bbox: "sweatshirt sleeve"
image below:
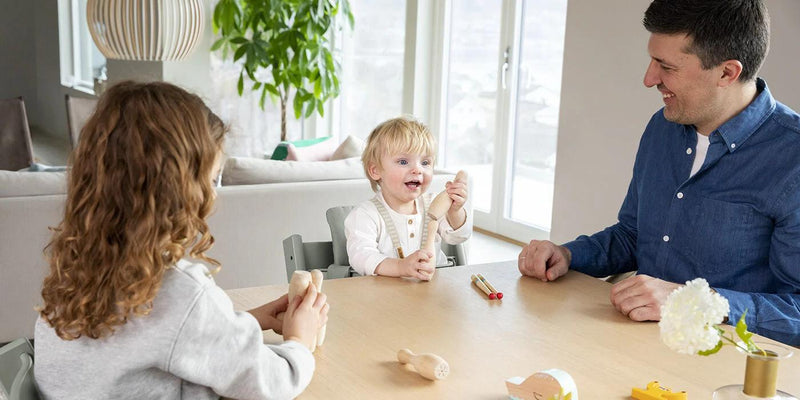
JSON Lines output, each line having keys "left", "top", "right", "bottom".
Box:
{"left": 167, "top": 284, "right": 315, "bottom": 399}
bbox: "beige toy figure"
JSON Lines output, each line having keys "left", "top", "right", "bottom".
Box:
{"left": 420, "top": 170, "right": 468, "bottom": 278}
{"left": 397, "top": 349, "right": 450, "bottom": 381}
{"left": 310, "top": 269, "right": 327, "bottom": 348}
{"left": 506, "top": 369, "right": 578, "bottom": 400}
{"left": 279, "top": 270, "right": 326, "bottom": 352}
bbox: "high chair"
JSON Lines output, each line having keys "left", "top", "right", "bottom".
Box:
{"left": 0, "top": 338, "right": 40, "bottom": 400}
{"left": 282, "top": 206, "right": 468, "bottom": 282}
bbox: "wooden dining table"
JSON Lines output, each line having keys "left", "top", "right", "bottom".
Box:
{"left": 226, "top": 261, "right": 800, "bottom": 399}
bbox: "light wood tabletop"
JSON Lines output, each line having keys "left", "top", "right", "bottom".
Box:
{"left": 226, "top": 261, "right": 800, "bottom": 399}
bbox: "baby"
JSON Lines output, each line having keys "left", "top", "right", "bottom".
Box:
{"left": 344, "top": 116, "right": 472, "bottom": 280}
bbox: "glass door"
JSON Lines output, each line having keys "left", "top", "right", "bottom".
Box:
{"left": 439, "top": 0, "right": 568, "bottom": 243}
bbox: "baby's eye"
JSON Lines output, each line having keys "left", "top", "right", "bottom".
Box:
{"left": 398, "top": 159, "right": 408, "bottom": 165}
{"left": 421, "top": 160, "right": 431, "bottom": 167}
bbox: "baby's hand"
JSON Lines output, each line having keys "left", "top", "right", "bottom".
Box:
{"left": 446, "top": 178, "right": 468, "bottom": 213}
{"left": 400, "top": 249, "right": 435, "bottom": 281}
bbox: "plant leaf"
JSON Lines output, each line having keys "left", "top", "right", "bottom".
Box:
{"left": 735, "top": 311, "right": 760, "bottom": 353}
{"left": 237, "top": 72, "right": 244, "bottom": 96}
{"left": 698, "top": 340, "right": 724, "bottom": 356}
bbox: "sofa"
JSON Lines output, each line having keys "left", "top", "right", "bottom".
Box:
{"left": 0, "top": 157, "right": 461, "bottom": 342}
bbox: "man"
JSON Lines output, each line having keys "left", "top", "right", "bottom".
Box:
{"left": 518, "top": 0, "right": 800, "bottom": 345}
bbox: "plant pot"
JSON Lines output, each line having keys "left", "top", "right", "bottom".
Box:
{"left": 712, "top": 342, "right": 797, "bottom": 399}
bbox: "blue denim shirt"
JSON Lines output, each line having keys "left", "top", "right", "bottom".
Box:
{"left": 564, "top": 79, "right": 800, "bottom": 345}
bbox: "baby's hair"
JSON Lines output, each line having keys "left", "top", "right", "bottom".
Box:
{"left": 39, "top": 81, "right": 227, "bottom": 340}
{"left": 361, "top": 116, "right": 436, "bottom": 192}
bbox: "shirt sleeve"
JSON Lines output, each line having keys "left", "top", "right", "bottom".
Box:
{"left": 167, "top": 285, "right": 315, "bottom": 399}
{"left": 344, "top": 204, "right": 387, "bottom": 276}
{"left": 438, "top": 206, "right": 472, "bottom": 245}
{"left": 563, "top": 175, "right": 640, "bottom": 278}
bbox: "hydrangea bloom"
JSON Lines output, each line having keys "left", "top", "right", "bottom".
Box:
{"left": 659, "top": 278, "right": 730, "bottom": 355}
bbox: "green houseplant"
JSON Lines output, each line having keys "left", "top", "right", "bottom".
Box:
{"left": 212, "top": 0, "right": 353, "bottom": 141}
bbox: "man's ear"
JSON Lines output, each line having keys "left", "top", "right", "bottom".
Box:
{"left": 718, "top": 59, "right": 744, "bottom": 87}
{"left": 367, "top": 162, "right": 382, "bottom": 181}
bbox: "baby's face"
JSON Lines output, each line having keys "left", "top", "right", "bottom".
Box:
{"left": 371, "top": 152, "right": 434, "bottom": 207}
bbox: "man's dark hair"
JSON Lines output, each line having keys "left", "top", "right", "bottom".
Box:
{"left": 643, "top": 0, "right": 769, "bottom": 82}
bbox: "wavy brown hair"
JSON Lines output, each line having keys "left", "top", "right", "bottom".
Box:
{"left": 39, "top": 81, "right": 226, "bottom": 340}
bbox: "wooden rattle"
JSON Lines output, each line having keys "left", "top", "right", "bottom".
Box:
{"left": 278, "top": 270, "right": 325, "bottom": 352}
{"left": 310, "top": 269, "right": 326, "bottom": 348}
{"left": 506, "top": 369, "right": 578, "bottom": 400}
{"left": 421, "top": 218, "right": 439, "bottom": 279}
{"left": 397, "top": 349, "right": 450, "bottom": 381}
{"left": 427, "top": 170, "right": 468, "bottom": 221}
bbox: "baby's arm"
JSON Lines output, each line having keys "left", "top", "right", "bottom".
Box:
{"left": 345, "top": 206, "right": 391, "bottom": 276}
{"left": 445, "top": 176, "right": 469, "bottom": 229}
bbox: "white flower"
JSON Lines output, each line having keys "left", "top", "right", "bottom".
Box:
{"left": 659, "top": 278, "right": 730, "bottom": 355}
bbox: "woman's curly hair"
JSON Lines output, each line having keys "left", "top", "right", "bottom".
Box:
{"left": 39, "top": 81, "right": 226, "bottom": 340}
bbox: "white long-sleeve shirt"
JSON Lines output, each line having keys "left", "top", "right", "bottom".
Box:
{"left": 344, "top": 191, "right": 472, "bottom": 276}
{"left": 34, "top": 260, "right": 315, "bottom": 400}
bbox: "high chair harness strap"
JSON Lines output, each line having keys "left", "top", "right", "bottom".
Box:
{"left": 370, "top": 196, "right": 432, "bottom": 259}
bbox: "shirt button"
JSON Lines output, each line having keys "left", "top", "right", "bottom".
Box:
{"left": 731, "top": 143, "right": 736, "bottom": 149}
{"left": 408, "top": 219, "right": 413, "bottom": 225}
{"left": 677, "top": 192, "right": 684, "bottom": 199}
{"left": 410, "top": 232, "right": 415, "bottom": 238}
{"left": 686, "top": 148, "right": 692, "bottom": 155}
{"left": 663, "top": 235, "right": 670, "bottom": 242}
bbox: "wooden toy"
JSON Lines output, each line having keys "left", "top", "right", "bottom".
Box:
{"left": 426, "top": 170, "right": 468, "bottom": 221}
{"left": 278, "top": 270, "right": 324, "bottom": 352}
{"left": 421, "top": 219, "right": 439, "bottom": 279}
{"left": 471, "top": 274, "right": 496, "bottom": 299}
{"left": 631, "top": 381, "right": 687, "bottom": 400}
{"left": 478, "top": 273, "right": 503, "bottom": 299}
{"left": 397, "top": 349, "right": 450, "bottom": 380}
{"left": 310, "top": 269, "right": 326, "bottom": 347}
{"left": 506, "top": 369, "right": 578, "bottom": 400}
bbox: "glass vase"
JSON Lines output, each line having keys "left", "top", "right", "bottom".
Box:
{"left": 713, "top": 342, "right": 797, "bottom": 399}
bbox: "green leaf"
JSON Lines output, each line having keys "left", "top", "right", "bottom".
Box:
{"left": 252, "top": 82, "right": 262, "bottom": 91}
{"left": 293, "top": 92, "right": 303, "bottom": 119}
{"left": 313, "top": 79, "right": 321, "bottom": 98}
{"left": 735, "top": 311, "right": 761, "bottom": 353}
{"left": 305, "top": 98, "right": 316, "bottom": 118}
{"left": 265, "top": 83, "right": 280, "bottom": 96}
{"left": 259, "top": 85, "right": 268, "bottom": 110}
{"left": 698, "top": 340, "right": 724, "bottom": 356}
{"left": 230, "top": 36, "right": 249, "bottom": 45}
{"left": 233, "top": 45, "right": 248, "bottom": 62}
{"left": 237, "top": 72, "right": 244, "bottom": 96}
{"left": 316, "top": 98, "right": 324, "bottom": 116}
{"left": 210, "top": 38, "right": 226, "bottom": 52}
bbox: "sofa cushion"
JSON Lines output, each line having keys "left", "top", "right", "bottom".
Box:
{"left": 222, "top": 156, "right": 365, "bottom": 186}
{"left": 0, "top": 171, "right": 67, "bottom": 198}
{"left": 330, "top": 135, "right": 366, "bottom": 160}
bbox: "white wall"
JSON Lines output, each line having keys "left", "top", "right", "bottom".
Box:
{"left": 550, "top": 0, "right": 800, "bottom": 244}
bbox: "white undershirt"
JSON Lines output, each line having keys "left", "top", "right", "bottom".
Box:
{"left": 690, "top": 131, "right": 710, "bottom": 177}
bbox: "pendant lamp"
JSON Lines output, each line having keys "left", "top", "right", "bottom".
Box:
{"left": 86, "top": 0, "right": 204, "bottom": 61}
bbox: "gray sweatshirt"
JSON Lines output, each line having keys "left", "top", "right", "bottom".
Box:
{"left": 34, "top": 260, "right": 315, "bottom": 399}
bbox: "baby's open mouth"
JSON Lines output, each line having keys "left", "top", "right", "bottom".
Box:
{"left": 405, "top": 180, "right": 421, "bottom": 189}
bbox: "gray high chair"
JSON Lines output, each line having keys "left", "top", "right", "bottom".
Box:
{"left": 0, "top": 338, "right": 40, "bottom": 400}
{"left": 282, "top": 205, "right": 468, "bottom": 282}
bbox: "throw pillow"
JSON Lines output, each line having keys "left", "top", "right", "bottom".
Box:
{"left": 269, "top": 137, "right": 336, "bottom": 161}
{"left": 330, "top": 135, "right": 366, "bottom": 160}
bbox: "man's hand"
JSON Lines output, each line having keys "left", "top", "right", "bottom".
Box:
{"left": 517, "top": 240, "right": 571, "bottom": 282}
{"left": 610, "top": 274, "right": 681, "bottom": 321}
{"left": 247, "top": 294, "right": 289, "bottom": 333}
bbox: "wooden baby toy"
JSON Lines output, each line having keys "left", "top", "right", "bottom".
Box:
{"left": 310, "top": 269, "right": 326, "bottom": 348}
{"left": 397, "top": 349, "right": 450, "bottom": 381}
{"left": 426, "top": 170, "right": 468, "bottom": 221}
{"left": 420, "top": 170, "right": 467, "bottom": 278}
{"left": 506, "top": 369, "right": 578, "bottom": 400}
{"left": 278, "top": 270, "right": 326, "bottom": 352}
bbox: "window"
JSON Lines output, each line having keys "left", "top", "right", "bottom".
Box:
{"left": 58, "top": 0, "right": 106, "bottom": 94}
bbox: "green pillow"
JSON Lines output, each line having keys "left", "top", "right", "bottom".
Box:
{"left": 270, "top": 137, "right": 333, "bottom": 160}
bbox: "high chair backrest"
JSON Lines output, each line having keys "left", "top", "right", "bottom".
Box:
{"left": 0, "top": 338, "right": 40, "bottom": 400}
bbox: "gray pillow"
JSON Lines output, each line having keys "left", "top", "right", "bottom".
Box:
{"left": 221, "top": 156, "right": 364, "bottom": 186}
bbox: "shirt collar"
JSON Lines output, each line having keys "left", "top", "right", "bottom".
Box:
{"left": 715, "top": 78, "right": 776, "bottom": 152}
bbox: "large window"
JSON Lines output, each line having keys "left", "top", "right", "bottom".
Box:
{"left": 58, "top": 0, "right": 106, "bottom": 94}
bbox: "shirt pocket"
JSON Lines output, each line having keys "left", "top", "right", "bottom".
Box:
{"left": 677, "top": 196, "right": 767, "bottom": 273}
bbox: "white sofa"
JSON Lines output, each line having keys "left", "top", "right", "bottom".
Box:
{"left": 0, "top": 159, "right": 459, "bottom": 342}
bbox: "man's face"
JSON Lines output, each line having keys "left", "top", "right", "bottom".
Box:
{"left": 643, "top": 33, "right": 723, "bottom": 134}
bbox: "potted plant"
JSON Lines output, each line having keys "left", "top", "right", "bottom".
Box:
{"left": 212, "top": 0, "right": 353, "bottom": 141}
